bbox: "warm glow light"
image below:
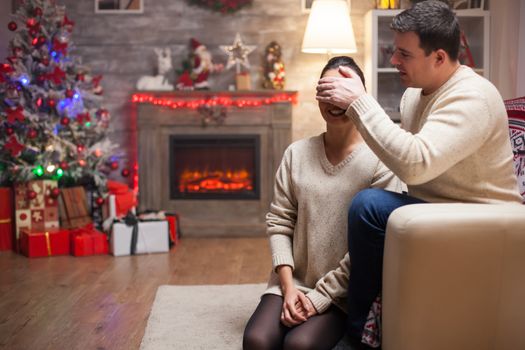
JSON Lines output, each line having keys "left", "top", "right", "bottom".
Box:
{"left": 301, "top": 0, "right": 357, "bottom": 54}
{"left": 179, "top": 169, "right": 253, "bottom": 193}
{"left": 131, "top": 93, "right": 298, "bottom": 108}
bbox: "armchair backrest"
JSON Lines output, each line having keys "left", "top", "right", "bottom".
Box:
{"left": 505, "top": 96, "right": 525, "bottom": 202}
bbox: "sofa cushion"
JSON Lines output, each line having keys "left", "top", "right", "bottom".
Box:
{"left": 505, "top": 96, "right": 525, "bottom": 202}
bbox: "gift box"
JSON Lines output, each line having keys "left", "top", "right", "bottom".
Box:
{"left": 110, "top": 220, "right": 170, "bottom": 257}
{"left": 0, "top": 187, "right": 14, "bottom": 251}
{"left": 165, "top": 213, "right": 180, "bottom": 247}
{"left": 108, "top": 180, "right": 137, "bottom": 217}
{"left": 58, "top": 186, "right": 92, "bottom": 229}
{"left": 19, "top": 228, "right": 69, "bottom": 258}
{"left": 69, "top": 224, "right": 109, "bottom": 257}
{"left": 14, "top": 180, "right": 60, "bottom": 243}
{"left": 235, "top": 73, "right": 251, "bottom": 90}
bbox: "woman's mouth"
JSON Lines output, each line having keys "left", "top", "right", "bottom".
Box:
{"left": 328, "top": 108, "right": 345, "bottom": 117}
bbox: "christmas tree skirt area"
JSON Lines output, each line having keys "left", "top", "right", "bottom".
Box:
{"left": 140, "top": 284, "right": 358, "bottom": 350}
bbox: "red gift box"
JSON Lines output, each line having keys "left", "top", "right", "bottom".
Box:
{"left": 69, "top": 224, "right": 109, "bottom": 257}
{"left": 14, "top": 180, "right": 59, "bottom": 242}
{"left": 19, "top": 228, "right": 69, "bottom": 258}
{"left": 0, "top": 187, "right": 14, "bottom": 251}
{"left": 106, "top": 180, "right": 136, "bottom": 217}
{"left": 165, "top": 213, "right": 180, "bottom": 247}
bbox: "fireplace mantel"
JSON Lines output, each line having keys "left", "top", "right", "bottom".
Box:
{"left": 136, "top": 90, "right": 295, "bottom": 237}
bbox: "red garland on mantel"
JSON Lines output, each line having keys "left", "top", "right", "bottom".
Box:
{"left": 131, "top": 92, "right": 298, "bottom": 109}
{"left": 187, "top": 0, "right": 253, "bottom": 13}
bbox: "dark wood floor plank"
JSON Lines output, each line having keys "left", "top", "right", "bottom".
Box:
{"left": 0, "top": 237, "right": 271, "bottom": 349}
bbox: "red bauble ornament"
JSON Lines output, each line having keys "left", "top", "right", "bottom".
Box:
{"left": 95, "top": 197, "right": 105, "bottom": 206}
{"left": 6, "top": 127, "right": 14, "bottom": 135}
{"left": 51, "top": 187, "right": 61, "bottom": 198}
{"left": 38, "top": 36, "right": 46, "bottom": 46}
{"left": 41, "top": 58, "right": 49, "bottom": 66}
{"left": 60, "top": 117, "right": 70, "bottom": 126}
{"left": 27, "top": 129, "right": 38, "bottom": 139}
{"left": 77, "top": 144, "right": 85, "bottom": 153}
{"left": 48, "top": 99, "right": 56, "bottom": 108}
{"left": 8, "top": 21, "right": 17, "bottom": 31}
{"left": 26, "top": 18, "right": 37, "bottom": 28}
{"left": 110, "top": 161, "right": 119, "bottom": 170}
{"left": 29, "top": 28, "right": 38, "bottom": 37}
{"left": 65, "top": 89, "right": 74, "bottom": 98}
{"left": 59, "top": 161, "right": 69, "bottom": 170}
{"left": 34, "top": 7, "right": 43, "bottom": 17}
{"left": 121, "top": 168, "right": 130, "bottom": 177}
{"left": 27, "top": 190, "right": 37, "bottom": 200}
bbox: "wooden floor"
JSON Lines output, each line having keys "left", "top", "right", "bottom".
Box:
{"left": 0, "top": 237, "right": 271, "bottom": 350}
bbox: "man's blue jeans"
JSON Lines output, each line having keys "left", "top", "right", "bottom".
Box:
{"left": 346, "top": 188, "right": 427, "bottom": 338}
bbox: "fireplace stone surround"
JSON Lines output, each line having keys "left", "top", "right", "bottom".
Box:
{"left": 136, "top": 91, "right": 295, "bottom": 237}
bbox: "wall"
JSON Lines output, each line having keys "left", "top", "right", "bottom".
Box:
{"left": 1, "top": 0, "right": 523, "bottom": 172}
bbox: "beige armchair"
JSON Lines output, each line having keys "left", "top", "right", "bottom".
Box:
{"left": 382, "top": 203, "right": 525, "bottom": 350}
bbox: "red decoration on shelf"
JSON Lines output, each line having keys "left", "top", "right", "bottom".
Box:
{"left": 7, "top": 106, "right": 25, "bottom": 123}
{"left": 51, "top": 188, "right": 61, "bottom": 198}
{"left": 8, "top": 21, "right": 17, "bottom": 31}
{"left": 121, "top": 169, "right": 130, "bottom": 177}
{"left": 131, "top": 92, "right": 298, "bottom": 109}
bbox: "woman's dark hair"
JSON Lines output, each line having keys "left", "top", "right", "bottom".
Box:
{"left": 391, "top": 0, "right": 460, "bottom": 60}
{"left": 320, "top": 56, "right": 366, "bottom": 89}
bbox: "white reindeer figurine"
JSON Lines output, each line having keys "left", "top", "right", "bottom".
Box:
{"left": 136, "top": 47, "right": 174, "bottom": 91}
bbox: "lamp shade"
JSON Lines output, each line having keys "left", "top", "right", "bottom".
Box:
{"left": 301, "top": 0, "right": 357, "bottom": 54}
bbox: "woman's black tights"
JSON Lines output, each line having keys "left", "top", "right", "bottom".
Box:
{"left": 243, "top": 294, "right": 346, "bottom": 350}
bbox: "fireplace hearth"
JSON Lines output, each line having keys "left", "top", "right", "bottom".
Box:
{"left": 136, "top": 91, "right": 294, "bottom": 237}
{"left": 169, "top": 135, "right": 260, "bottom": 200}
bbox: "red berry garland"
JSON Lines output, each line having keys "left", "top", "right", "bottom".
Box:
{"left": 187, "top": 0, "right": 252, "bottom": 13}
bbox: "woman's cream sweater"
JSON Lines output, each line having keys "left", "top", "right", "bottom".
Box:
{"left": 264, "top": 134, "right": 402, "bottom": 313}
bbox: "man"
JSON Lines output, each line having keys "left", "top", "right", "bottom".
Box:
{"left": 316, "top": 0, "right": 522, "bottom": 345}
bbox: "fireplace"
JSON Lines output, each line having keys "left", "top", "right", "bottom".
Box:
{"left": 136, "top": 91, "right": 294, "bottom": 237}
{"left": 169, "top": 135, "right": 260, "bottom": 200}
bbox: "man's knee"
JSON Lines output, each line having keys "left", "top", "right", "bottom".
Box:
{"left": 348, "top": 188, "right": 388, "bottom": 219}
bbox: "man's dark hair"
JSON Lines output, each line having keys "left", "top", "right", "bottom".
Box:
{"left": 320, "top": 56, "right": 366, "bottom": 89}
{"left": 390, "top": 0, "right": 460, "bottom": 61}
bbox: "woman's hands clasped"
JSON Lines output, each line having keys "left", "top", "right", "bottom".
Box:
{"left": 280, "top": 286, "right": 318, "bottom": 327}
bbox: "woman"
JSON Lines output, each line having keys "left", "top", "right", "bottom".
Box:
{"left": 242, "top": 56, "right": 402, "bottom": 350}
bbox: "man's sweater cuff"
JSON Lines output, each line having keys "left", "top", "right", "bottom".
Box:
{"left": 306, "top": 290, "right": 332, "bottom": 314}
{"left": 346, "top": 94, "right": 380, "bottom": 119}
{"left": 272, "top": 254, "right": 295, "bottom": 271}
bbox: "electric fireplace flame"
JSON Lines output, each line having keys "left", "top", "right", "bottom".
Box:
{"left": 179, "top": 168, "right": 254, "bottom": 193}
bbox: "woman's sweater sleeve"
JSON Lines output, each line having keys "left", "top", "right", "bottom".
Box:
{"left": 266, "top": 147, "right": 298, "bottom": 271}
{"left": 346, "top": 91, "right": 490, "bottom": 185}
{"left": 306, "top": 253, "right": 350, "bottom": 314}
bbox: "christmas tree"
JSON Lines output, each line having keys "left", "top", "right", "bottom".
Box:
{"left": 0, "top": 0, "right": 120, "bottom": 201}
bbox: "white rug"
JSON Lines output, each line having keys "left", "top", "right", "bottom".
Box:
{"left": 140, "top": 283, "right": 355, "bottom": 350}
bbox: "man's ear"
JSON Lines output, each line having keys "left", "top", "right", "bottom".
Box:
{"left": 434, "top": 49, "right": 448, "bottom": 66}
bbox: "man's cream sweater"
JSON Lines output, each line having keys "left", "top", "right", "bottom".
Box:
{"left": 264, "top": 135, "right": 402, "bottom": 313}
{"left": 347, "top": 65, "right": 522, "bottom": 204}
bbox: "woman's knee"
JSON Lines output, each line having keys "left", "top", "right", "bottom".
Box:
{"left": 243, "top": 327, "right": 276, "bottom": 350}
{"left": 283, "top": 333, "right": 318, "bottom": 350}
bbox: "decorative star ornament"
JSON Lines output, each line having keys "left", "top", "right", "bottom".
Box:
{"left": 220, "top": 33, "right": 256, "bottom": 73}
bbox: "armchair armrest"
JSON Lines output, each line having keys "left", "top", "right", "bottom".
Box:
{"left": 382, "top": 203, "right": 525, "bottom": 350}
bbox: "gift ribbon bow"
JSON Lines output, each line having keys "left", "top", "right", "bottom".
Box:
{"left": 123, "top": 213, "right": 139, "bottom": 255}
{"left": 44, "top": 231, "right": 52, "bottom": 256}
{"left": 0, "top": 218, "right": 11, "bottom": 224}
